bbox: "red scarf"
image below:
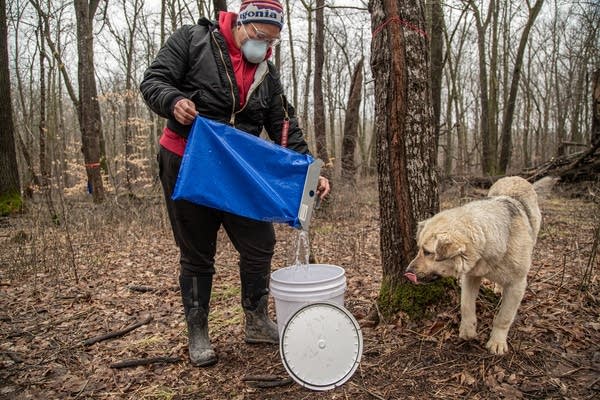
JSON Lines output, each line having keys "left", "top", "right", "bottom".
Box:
{"left": 219, "top": 11, "right": 260, "bottom": 107}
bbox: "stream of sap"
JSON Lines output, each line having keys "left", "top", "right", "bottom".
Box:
{"left": 291, "top": 229, "right": 311, "bottom": 270}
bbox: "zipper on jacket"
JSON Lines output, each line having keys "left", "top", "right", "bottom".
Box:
{"left": 235, "top": 63, "right": 269, "bottom": 116}
{"left": 211, "top": 31, "right": 237, "bottom": 125}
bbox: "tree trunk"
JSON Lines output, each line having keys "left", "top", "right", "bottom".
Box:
{"left": 313, "top": 0, "right": 329, "bottom": 165}
{"left": 301, "top": 0, "right": 313, "bottom": 143}
{"left": 285, "top": 0, "right": 299, "bottom": 109}
{"left": 212, "top": 0, "right": 227, "bottom": 19}
{"left": 38, "top": 21, "right": 57, "bottom": 220}
{"left": 592, "top": 69, "right": 600, "bottom": 146}
{"left": 469, "top": 0, "right": 495, "bottom": 175}
{"left": 498, "top": 0, "right": 543, "bottom": 173}
{"left": 121, "top": 0, "right": 143, "bottom": 193}
{"left": 443, "top": 67, "right": 453, "bottom": 176}
{"left": 369, "top": 0, "right": 439, "bottom": 316}
{"left": 0, "top": 0, "right": 22, "bottom": 214}
{"left": 341, "top": 58, "right": 364, "bottom": 181}
{"left": 429, "top": 0, "right": 443, "bottom": 156}
{"left": 74, "top": 0, "right": 105, "bottom": 202}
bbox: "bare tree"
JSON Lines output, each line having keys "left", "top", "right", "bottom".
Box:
{"left": 369, "top": 0, "right": 439, "bottom": 314}
{"left": 37, "top": 16, "right": 57, "bottom": 219}
{"left": 212, "top": 0, "right": 226, "bottom": 19}
{"left": 468, "top": 0, "right": 497, "bottom": 175}
{"left": 498, "top": 0, "right": 544, "bottom": 173}
{"left": 300, "top": 0, "right": 313, "bottom": 141}
{"left": 429, "top": 0, "right": 443, "bottom": 154}
{"left": 105, "top": 0, "right": 144, "bottom": 192}
{"left": 285, "top": 0, "right": 299, "bottom": 109}
{"left": 74, "top": 0, "right": 105, "bottom": 202}
{"left": 313, "top": 0, "right": 330, "bottom": 165}
{"left": 593, "top": 69, "right": 600, "bottom": 146}
{"left": 341, "top": 58, "right": 364, "bottom": 181}
{"left": 0, "top": 0, "right": 21, "bottom": 214}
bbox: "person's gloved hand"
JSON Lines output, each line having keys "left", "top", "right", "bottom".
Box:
{"left": 173, "top": 98, "right": 198, "bottom": 125}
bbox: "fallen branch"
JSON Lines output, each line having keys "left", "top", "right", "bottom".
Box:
{"left": 84, "top": 315, "right": 153, "bottom": 346}
{"left": 127, "top": 285, "right": 157, "bottom": 293}
{"left": 242, "top": 374, "right": 293, "bottom": 388}
{"left": 110, "top": 356, "right": 181, "bottom": 369}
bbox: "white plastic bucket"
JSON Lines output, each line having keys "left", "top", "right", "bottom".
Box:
{"left": 270, "top": 264, "right": 346, "bottom": 335}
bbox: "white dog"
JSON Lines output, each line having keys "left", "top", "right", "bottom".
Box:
{"left": 404, "top": 176, "right": 541, "bottom": 355}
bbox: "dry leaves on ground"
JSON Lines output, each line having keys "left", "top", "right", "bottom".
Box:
{"left": 1, "top": 179, "right": 598, "bottom": 399}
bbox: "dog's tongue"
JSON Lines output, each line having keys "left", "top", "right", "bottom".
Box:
{"left": 404, "top": 272, "right": 418, "bottom": 284}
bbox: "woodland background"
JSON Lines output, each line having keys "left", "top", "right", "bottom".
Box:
{"left": 1, "top": 0, "right": 598, "bottom": 199}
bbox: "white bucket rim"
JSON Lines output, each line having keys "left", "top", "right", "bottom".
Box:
{"left": 271, "top": 264, "right": 345, "bottom": 286}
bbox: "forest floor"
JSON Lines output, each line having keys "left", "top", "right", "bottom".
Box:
{"left": 0, "top": 177, "right": 599, "bottom": 400}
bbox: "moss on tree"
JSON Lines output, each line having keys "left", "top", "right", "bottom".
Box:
{"left": 378, "top": 277, "right": 457, "bottom": 320}
{"left": 0, "top": 191, "right": 22, "bottom": 216}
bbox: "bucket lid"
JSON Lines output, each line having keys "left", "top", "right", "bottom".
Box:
{"left": 279, "top": 302, "right": 363, "bottom": 391}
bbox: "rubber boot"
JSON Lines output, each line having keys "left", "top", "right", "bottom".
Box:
{"left": 179, "top": 275, "right": 217, "bottom": 366}
{"left": 241, "top": 270, "right": 279, "bottom": 344}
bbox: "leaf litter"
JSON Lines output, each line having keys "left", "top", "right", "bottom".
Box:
{"left": 0, "top": 179, "right": 598, "bottom": 399}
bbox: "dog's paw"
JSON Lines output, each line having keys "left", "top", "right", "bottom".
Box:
{"left": 486, "top": 338, "right": 509, "bottom": 355}
{"left": 459, "top": 324, "right": 477, "bottom": 340}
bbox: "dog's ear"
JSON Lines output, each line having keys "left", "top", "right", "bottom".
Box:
{"left": 415, "top": 219, "right": 428, "bottom": 239}
{"left": 434, "top": 233, "right": 466, "bottom": 261}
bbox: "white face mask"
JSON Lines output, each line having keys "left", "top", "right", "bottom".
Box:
{"left": 241, "top": 39, "right": 268, "bottom": 64}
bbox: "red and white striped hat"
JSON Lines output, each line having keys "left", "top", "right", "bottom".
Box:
{"left": 238, "top": 0, "right": 284, "bottom": 30}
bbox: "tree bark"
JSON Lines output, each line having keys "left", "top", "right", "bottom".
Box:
{"left": 341, "top": 58, "right": 364, "bottom": 181}
{"left": 0, "top": 0, "right": 21, "bottom": 212}
{"left": 285, "top": 0, "right": 299, "bottom": 109}
{"left": 74, "top": 0, "right": 105, "bottom": 202}
{"left": 469, "top": 0, "right": 496, "bottom": 175}
{"left": 37, "top": 21, "right": 57, "bottom": 220}
{"left": 592, "top": 69, "right": 600, "bottom": 146}
{"left": 429, "top": 0, "right": 443, "bottom": 155}
{"left": 300, "top": 0, "right": 313, "bottom": 143}
{"left": 212, "top": 0, "right": 227, "bottom": 19}
{"left": 369, "top": 0, "right": 438, "bottom": 297}
{"left": 313, "top": 0, "right": 330, "bottom": 165}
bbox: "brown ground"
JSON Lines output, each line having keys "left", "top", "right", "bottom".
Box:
{"left": 1, "top": 179, "right": 598, "bottom": 399}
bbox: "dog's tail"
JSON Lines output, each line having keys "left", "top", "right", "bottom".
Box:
{"left": 532, "top": 176, "right": 560, "bottom": 200}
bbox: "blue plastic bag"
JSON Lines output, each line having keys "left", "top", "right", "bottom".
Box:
{"left": 172, "top": 116, "right": 321, "bottom": 229}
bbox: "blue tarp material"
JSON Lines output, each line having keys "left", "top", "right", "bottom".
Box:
{"left": 172, "top": 115, "right": 315, "bottom": 229}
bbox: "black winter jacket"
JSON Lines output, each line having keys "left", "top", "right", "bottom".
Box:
{"left": 140, "top": 17, "right": 310, "bottom": 155}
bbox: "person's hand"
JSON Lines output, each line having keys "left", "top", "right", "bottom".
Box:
{"left": 173, "top": 98, "right": 198, "bottom": 125}
{"left": 316, "top": 176, "right": 330, "bottom": 199}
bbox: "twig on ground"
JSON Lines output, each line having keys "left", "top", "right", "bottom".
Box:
{"left": 84, "top": 314, "right": 153, "bottom": 346}
{"left": 127, "top": 285, "right": 157, "bottom": 293}
{"left": 242, "top": 374, "right": 293, "bottom": 388}
{"left": 110, "top": 356, "right": 181, "bottom": 369}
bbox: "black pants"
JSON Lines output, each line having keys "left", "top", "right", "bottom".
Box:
{"left": 158, "top": 146, "right": 276, "bottom": 279}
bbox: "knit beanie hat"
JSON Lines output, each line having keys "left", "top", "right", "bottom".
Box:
{"left": 238, "top": 0, "right": 284, "bottom": 30}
